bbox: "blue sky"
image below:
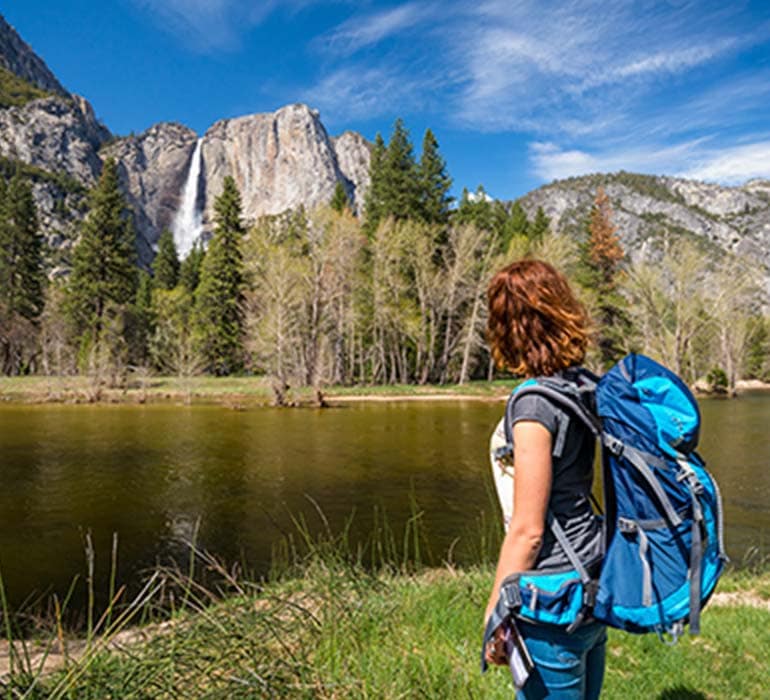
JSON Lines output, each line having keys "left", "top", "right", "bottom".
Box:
{"left": 4, "top": 0, "right": 770, "bottom": 199}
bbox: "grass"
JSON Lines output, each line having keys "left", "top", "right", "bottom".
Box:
{"left": 1, "top": 517, "right": 768, "bottom": 699}
{"left": 2, "top": 566, "right": 768, "bottom": 698}
{"left": 0, "top": 374, "right": 517, "bottom": 406}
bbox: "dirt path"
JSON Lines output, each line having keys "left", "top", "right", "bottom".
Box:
{"left": 0, "top": 620, "right": 176, "bottom": 680}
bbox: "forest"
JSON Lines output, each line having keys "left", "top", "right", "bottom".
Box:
{"left": 0, "top": 119, "right": 767, "bottom": 401}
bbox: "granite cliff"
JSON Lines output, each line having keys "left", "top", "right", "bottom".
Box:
{"left": 108, "top": 103, "right": 371, "bottom": 258}
{"left": 0, "top": 14, "right": 371, "bottom": 268}
{"left": 0, "top": 14, "right": 67, "bottom": 96}
{"left": 519, "top": 172, "right": 770, "bottom": 281}
{"left": 0, "top": 16, "right": 110, "bottom": 270}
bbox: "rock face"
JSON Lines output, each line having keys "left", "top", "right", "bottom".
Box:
{"left": 103, "top": 104, "right": 371, "bottom": 261}
{"left": 0, "top": 14, "right": 112, "bottom": 268}
{"left": 333, "top": 131, "right": 371, "bottom": 213}
{"left": 519, "top": 173, "right": 770, "bottom": 288}
{"left": 199, "top": 104, "right": 369, "bottom": 228}
{"left": 102, "top": 123, "right": 198, "bottom": 263}
{"left": 0, "top": 13, "right": 374, "bottom": 268}
{"left": 0, "top": 15, "right": 67, "bottom": 95}
{"left": 0, "top": 95, "right": 108, "bottom": 185}
{"left": 0, "top": 93, "right": 110, "bottom": 266}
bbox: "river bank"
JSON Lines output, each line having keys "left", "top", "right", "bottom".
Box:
{"left": 3, "top": 374, "right": 770, "bottom": 407}
{"left": 2, "top": 564, "right": 768, "bottom": 698}
{"left": 0, "top": 375, "right": 515, "bottom": 406}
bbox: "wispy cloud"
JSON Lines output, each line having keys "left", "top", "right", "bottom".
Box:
{"left": 529, "top": 137, "right": 770, "bottom": 186}
{"left": 321, "top": 2, "right": 436, "bottom": 55}
{"left": 681, "top": 141, "right": 770, "bottom": 184}
{"left": 131, "top": 0, "right": 254, "bottom": 50}
{"left": 132, "top": 0, "right": 336, "bottom": 51}
{"left": 307, "top": 0, "right": 761, "bottom": 134}
{"left": 529, "top": 139, "right": 711, "bottom": 181}
{"left": 301, "top": 63, "right": 448, "bottom": 123}
{"left": 450, "top": 1, "right": 753, "bottom": 134}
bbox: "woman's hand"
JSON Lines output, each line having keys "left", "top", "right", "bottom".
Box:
{"left": 484, "top": 625, "right": 508, "bottom": 666}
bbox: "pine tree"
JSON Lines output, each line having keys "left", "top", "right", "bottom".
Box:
{"left": 529, "top": 206, "right": 551, "bottom": 240}
{"left": 418, "top": 129, "right": 452, "bottom": 225}
{"left": 0, "top": 171, "right": 45, "bottom": 374}
{"left": 0, "top": 172, "right": 44, "bottom": 320}
{"left": 179, "top": 242, "right": 204, "bottom": 293}
{"left": 381, "top": 118, "right": 420, "bottom": 221}
{"left": 66, "top": 158, "right": 138, "bottom": 344}
{"left": 330, "top": 181, "right": 350, "bottom": 214}
{"left": 194, "top": 176, "right": 245, "bottom": 375}
{"left": 127, "top": 268, "right": 154, "bottom": 365}
{"left": 578, "top": 187, "right": 627, "bottom": 366}
{"left": 363, "top": 133, "right": 386, "bottom": 237}
{"left": 152, "top": 229, "right": 179, "bottom": 290}
{"left": 453, "top": 186, "right": 507, "bottom": 237}
{"left": 501, "top": 200, "right": 529, "bottom": 251}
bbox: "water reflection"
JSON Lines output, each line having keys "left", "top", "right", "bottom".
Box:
{"left": 0, "top": 395, "right": 768, "bottom": 610}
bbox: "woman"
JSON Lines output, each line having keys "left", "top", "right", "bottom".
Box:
{"left": 483, "top": 259, "right": 606, "bottom": 700}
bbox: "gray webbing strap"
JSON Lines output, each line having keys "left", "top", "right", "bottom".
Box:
{"left": 689, "top": 492, "right": 704, "bottom": 635}
{"left": 604, "top": 436, "right": 683, "bottom": 527}
{"left": 619, "top": 518, "right": 653, "bottom": 607}
{"left": 547, "top": 512, "right": 590, "bottom": 585}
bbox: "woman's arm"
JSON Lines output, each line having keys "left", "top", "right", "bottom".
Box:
{"left": 484, "top": 419, "right": 553, "bottom": 626}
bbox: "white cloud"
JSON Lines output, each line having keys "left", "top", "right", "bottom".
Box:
{"left": 301, "top": 64, "right": 445, "bottom": 123}
{"left": 132, "top": 0, "right": 251, "bottom": 50}
{"left": 322, "top": 2, "right": 436, "bottom": 55}
{"left": 611, "top": 41, "right": 736, "bottom": 80}
{"left": 450, "top": 1, "right": 751, "bottom": 133}
{"left": 529, "top": 137, "right": 770, "bottom": 186}
{"left": 681, "top": 141, "right": 770, "bottom": 184}
{"left": 132, "top": 0, "right": 338, "bottom": 51}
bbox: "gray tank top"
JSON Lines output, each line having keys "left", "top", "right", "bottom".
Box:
{"left": 510, "top": 370, "right": 603, "bottom": 571}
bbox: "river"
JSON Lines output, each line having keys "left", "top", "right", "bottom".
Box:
{"left": 0, "top": 396, "right": 768, "bottom": 611}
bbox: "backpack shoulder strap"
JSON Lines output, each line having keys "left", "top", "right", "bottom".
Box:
{"left": 503, "top": 374, "right": 601, "bottom": 451}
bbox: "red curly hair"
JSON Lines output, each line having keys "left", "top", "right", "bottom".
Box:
{"left": 487, "top": 259, "right": 590, "bottom": 377}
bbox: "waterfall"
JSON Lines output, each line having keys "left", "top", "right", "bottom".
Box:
{"left": 172, "top": 138, "right": 203, "bottom": 259}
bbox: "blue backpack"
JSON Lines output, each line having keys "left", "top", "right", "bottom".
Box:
{"left": 481, "top": 354, "right": 727, "bottom": 670}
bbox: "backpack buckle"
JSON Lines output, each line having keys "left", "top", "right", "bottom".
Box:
{"left": 583, "top": 580, "right": 599, "bottom": 607}
{"left": 502, "top": 583, "right": 521, "bottom": 611}
{"left": 603, "top": 435, "right": 624, "bottom": 456}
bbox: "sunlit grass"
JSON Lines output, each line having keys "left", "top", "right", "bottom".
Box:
{"left": 1, "top": 516, "right": 767, "bottom": 699}
{"left": 0, "top": 374, "right": 517, "bottom": 405}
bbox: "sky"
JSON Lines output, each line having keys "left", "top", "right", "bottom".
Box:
{"left": 4, "top": 0, "right": 770, "bottom": 200}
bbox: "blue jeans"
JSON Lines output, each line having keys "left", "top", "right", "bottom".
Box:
{"left": 515, "top": 620, "right": 606, "bottom": 700}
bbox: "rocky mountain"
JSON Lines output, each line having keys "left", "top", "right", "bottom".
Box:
{"left": 519, "top": 172, "right": 770, "bottom": 286}
{"left": 102, "top": 104, "right": 371, "bottom": 260}
{"left": 0, "top": 14, "right": 67, "bottom": 96}
{"left": 101, "top": 122, "right": 199, "bottom": 264}
{"left": 0, "top": 16, "right": 110, "bottom": 272}
{"left": 0, "top": 14, "right": 370, "bottom": 269}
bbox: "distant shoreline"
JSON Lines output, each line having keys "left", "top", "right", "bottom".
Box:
{"left": 1, "top": 375, "right": 768, "bottom": 407}
{"left": 0, "top": 375, "right": 514, "bottom": 406}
